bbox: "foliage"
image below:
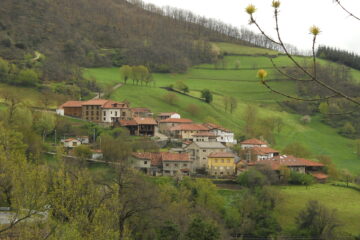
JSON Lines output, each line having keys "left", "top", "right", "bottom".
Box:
{"left": 236, "top": 168, "right": 269, "bottom": 188}
{"left": 283, "top": 142, "right": 312, "bottom": 158}
{"left": 185, "top": 217, "right": 220, "bottom": 240}
{"left": 174, "top": 80, "right": 189, "bottom": 93}
{"left": 201, "top": 89, "right": 213, "bottom": 103}
{"left": 163, "top": 92, "right": 178, "bottom": 105}
{"left": 288, "top": 172, "right": 314, "bottom": 186}
{"left": 317, "top": 45, "right": 360, "bottom": 71}
{"left": 295, "top": 200, "right": 342, "bottom": 240}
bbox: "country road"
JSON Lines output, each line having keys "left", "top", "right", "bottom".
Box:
{"left": 92, "top": 83, "right": 123, "bottom": 100}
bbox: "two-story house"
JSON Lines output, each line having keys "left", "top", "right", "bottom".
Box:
{"left": 158, "top": 118, "right": 193, "bottom": 134}
{"left": 240, "top": 138, "right": 268, "bottom": 149}
{"left": 186, "top": 142, "right": 227, "bottom": 170}
{"left": 208, "top": 152, "right": 236, "bottom": 176}
{"left": 162, "top": 153, "right": 192, "bottom": 176}
{"left": 203, "top": 123, "right": 237, "bottom": 145}
{"left": 170, "top": 124, "right": 209, "bottom": 140}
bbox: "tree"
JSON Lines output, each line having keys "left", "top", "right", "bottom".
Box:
{"left": 236, "top": 168, "right": 269, "bottom": 188}
{"left": 33, "top": 112, "right": 56, "bottom": 142}
{"left": 74, "top": 145, "right": 92, "bottom": 162}
{"left": 157, "top": 221, "right": 180, "bottom": 240}
{"left": 229, "top": 97, "right": 237, "bottom": 113}
{"left": 163, "top": 92, "right": 178, "bottom": 105}
{"left": 201, "top": 89, "right": 213, "bottom": 103}
{"left": 0, "top": 57, "right": 10, "bottom": 83}
{"left": 317, "top": 155, "right": 338, "bottom": 179}
{"left": 223, "top": 96, "right": 230, "bottom": 112}
{"left": 356, "top": 139, "right": 360, "bottom": 158}
{"left": 119, "top": 65, "right": 132, "bottom": 84}
{"left": 295, "top": 200, "right": 342, "bottom": 240}
{"left": 174, "top": 80, "right": 189, "bottom": 93}
{"left": 283, "top": 142, "right": 312, "bottom": 158}
{"left": 14, "top": 69, "right": 39, "bottom": 87}
{"left": 185, "top": 217, "right": 220, "bottom": 240}
{"left": 242, "top": 104, "right": 258, "bottom": 138}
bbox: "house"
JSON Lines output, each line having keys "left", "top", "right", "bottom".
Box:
{"left": 186, "top": 141, "right": 227, "bottom": 170}
{"left": 240, "top": 138, "right": 268, "bottom": 149}
{"left": 249, "top": 155, "right": 327, "bottom": 181}
{"left": 162, "top": 153, "right": 192, "bottom": 176}
{"left": 131, "top": 108, "right": 152, "bottom": 118}
{"left": 91, "top": 150, "right": 103, "bottom": 160}
{"left": 203, "top": 123, "right": 237, "bottom": 144}
{"left": 131, "top": 152, "right": 192, "bottom": 176}
{"left": 158, "top": 118, "right": 193, "bottom": 134}
{"left": 242, "top": 147, "right": 280, "bottom": 162}
{"left": 63, "top": 138, "right": 82, "bottom": 148}
{"left": 77, "top": 136, "right": 90, "bottom": 144}
{"left": 102, "top": 100, "right": 130, "bottom": 123}
{"left": 131, "top": 152, "right": 163, "bottom": 176}
{"left": 58, "top": 101, "right": 83, "bottom": 118}
{"left": 157, "top": 112, "right": 181, "bottom": 120}
{"left": 58, "top": 99, "right": 130, "bottom": 124}
{"left": 192, "top": 132, "right": 217, "bottom": 142}
{"left": 208, "top": 152, "right": 236, "bottom": 176}
{"left": 120, "top": 117, "right": 157, "bottom": 136}
{"left": 170, "top": 124, "right": 209, "bottom": 140}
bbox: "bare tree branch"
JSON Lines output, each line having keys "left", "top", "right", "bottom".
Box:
{"left": 334, "top": 0, "right": 360, "bottom": 21}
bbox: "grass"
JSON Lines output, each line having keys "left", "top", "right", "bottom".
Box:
{"left": 85, "top": 52, "right": 360, "bottom": 172}
{"left": 213, "top": 42, "right": 279, "bottom": 55}
{"left": 274, "top": 184, "right": 360, "bottom": 235}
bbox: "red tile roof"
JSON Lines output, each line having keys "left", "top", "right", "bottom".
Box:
{"left": 203, "top": 123, "right": 230, "bottom": 132}
{"left": 252, "top": 147, "right": 280, "bottom": 155}
{"left": 134, "top": 117, "right": 157, "bottom": 125}
{"left": 162, "top": 153, "right": 190, "bottom": 162}
{"left": 241, "top": 138, "right": 267, "bottom": 145}
{"left": 159, "top": 118, "right": 193, "bottom": 123}
{"left": 120, "top": 119, "right": 138, "bottom": 126}
{"left": 82, "top": 99, "right": 109, "bottom": 106}
{"left": 208, "top": 152, "right": 236, "bottom": 158}
{"left": 310, "top": 172, "right": 328, "bottom": 180}
{"left": 170, "top": 124, "right": 209, "bottom": 131}
{"left": 102, "top": 100, "right": 128, "bottom": 109}
{"left": 255, "top": 155, "right": 324, "bottom": 170}
{"left": 132, "top": 152, "right": 163, "bottom": 166}
{"left": 60, "top": 101, "right": 83, "bottom": 108}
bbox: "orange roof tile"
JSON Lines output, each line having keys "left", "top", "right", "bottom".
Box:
{"left": 259, "top": 155, "right": 324, "bottom": 168}
{"left": 208, "top": 152, "right": 236, "bottom": 158}
{"left": 103, "top": 100, "right": 128, "bottom": 109}
{"left": 159, "top": 118, "right": 193, "bottom": 123}
{"left": 170, "top": 124, "right": 209, "bottom": 131}
{"left": 60, "top": 101, "right": 84, "bottom": 108}
{"left": 310, "top": 172, "right": 328, "bottom": 180}
{"left": 252, "top": 147, "right": 280, "bottom": 155}
{"left": 241, "top": 138, "right": 267, "bottom": 145}
{"left": 83, "top": 99, "right": 109, "bottom": 106}
{"left": 132, "top": 152, "right": 191, "bottom": 166}
{"left": 162, "top": 153, "right": 190, "bottom": 162}
{"left": 120, "top": 119, "right": 137, "bottom": 126}
{"left": 203, "top": 123, "right": 231, "bottom": 132}
{"left": 134, "top": 117, "right": 157, "bottom": 125}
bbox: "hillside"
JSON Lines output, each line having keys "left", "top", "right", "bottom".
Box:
{"left": 85, "top": 42, "right": 360, "bottom": 173}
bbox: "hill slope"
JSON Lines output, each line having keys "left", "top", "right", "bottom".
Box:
{"left": 85, "top": 43, "right": 360, "bottom": 173}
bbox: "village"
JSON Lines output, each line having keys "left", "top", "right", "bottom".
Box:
{"left": 56, "top": 98, "right": 328, "bottom": 182}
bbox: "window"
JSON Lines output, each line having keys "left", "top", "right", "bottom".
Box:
{"left": 104, "top": 112, "right": 106, "bottom": 116}
{"left": 203, "top": 157, "right": 206, "bottom": 160}
{"left": 115, "top": 111, "right": 117, "bottom": 116}
{"left": 203, "top": 150, "right": 206, "bottom": 152}
{"left": 165, "top": 163, "right": 169, "bottom": 167}
{"left": 86, "top": 111, "right": 89, "bottom": 115}
{"left": 174, "top": 164, "right": 178, "bottom": 167}
{"left": 111, "top": 111, "right": 112, "bottom": 114}
{"left": 183, "top": 164, "right": 187, "bottom": 167}
{"left": 103, "top": 118, "right": 106, "bottom": 121}
{"left": 227, "top": 159, "right": 230, "bottom": 163}
{"left": 144, "top": 161, "right": 148, "bottom": 165}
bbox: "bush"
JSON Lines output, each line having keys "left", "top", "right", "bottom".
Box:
{"left": 236, "top": 169, "right": 269, "bottom": 188}
{"left": 289, "top": 172, "right": 314, "bottom": 186}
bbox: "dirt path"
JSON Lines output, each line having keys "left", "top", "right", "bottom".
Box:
{"left": 92, "top": 83, "right": 123, "bottom": 100}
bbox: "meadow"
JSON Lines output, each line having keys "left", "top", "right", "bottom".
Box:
{"left": 84, "top": 43, "right": 360, "bottom": 173}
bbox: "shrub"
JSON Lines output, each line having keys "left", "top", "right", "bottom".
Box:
{"left": 289, "top": 172, "right": 314, "bottom": 186}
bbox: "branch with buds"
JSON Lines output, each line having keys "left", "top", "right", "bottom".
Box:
{"left": 245, "top": 1, "right": 360, "bottom": 111}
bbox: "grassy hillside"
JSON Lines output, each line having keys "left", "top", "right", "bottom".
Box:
{"left": 84, "top": 43, "right": 360, "bottom": 173}
{"left": 275, "top": 184, "right": 360, "bottom": 235}
{"left": 220, "top": 184, "right": 360, "bottom": 235}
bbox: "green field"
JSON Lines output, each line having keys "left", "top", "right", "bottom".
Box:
{"left": 275, "top": 184, "right": 360, "bottom": 235}
{"left": 84, "top": 46, "right": 360, "bottom": 173}
{"left": 212, "top": 42, "right": 279, "bottom": 55}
